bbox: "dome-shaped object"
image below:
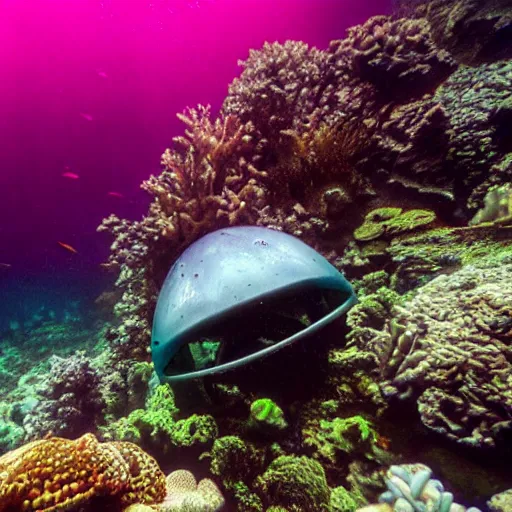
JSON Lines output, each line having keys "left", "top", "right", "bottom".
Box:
{"left": 151, "top": 226, "right": 357, "bottom": 382}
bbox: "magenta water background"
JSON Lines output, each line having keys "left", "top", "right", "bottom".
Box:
{"left": 0, "top": 0, "right": 390, "bottom": 323}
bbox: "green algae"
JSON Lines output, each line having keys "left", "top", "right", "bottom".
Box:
{"left": 224, "top": 481, "right": 263, "bottom": 512}
{"left": 171, "top": 413, "right": 218, "bottom": 448}
{"left": 304, "top": 416, "right": 378, "bottom": 464}
{"left": 247, "top": 398, "right": 288, "bottom": 432}
{"left": 255, "top": 455, "right": 331, "bottom": 512}
{"left": 207, "top": 435, "right": 265, "bottom": 483}
{"left": 354, "top": 208, "right": 436, "bottom": 241}
{"left": 330, "top": 485, "right": 363, "bottom": 512}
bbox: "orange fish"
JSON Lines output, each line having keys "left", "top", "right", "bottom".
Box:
{"left": 107, "top": 191, "right": 124, "bottom": 198}
{"left": 80, "top": 112, "right": 94, "bottom": 121}
{"left": 62, "top": 171, "right": 79, "bottom": 179}
{"left": 58, "top": 241, "right": 78, "bottom": 254}
{"left": 376, "top": 434, "right": 391, "bottom": 451}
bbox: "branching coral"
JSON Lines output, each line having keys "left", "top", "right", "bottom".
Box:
{"left": 145, "top": 106, "right": 268, "bottom": 246}
{"left": 374, "top": 463, "right": 482, "bottom": 512}
{"left": 0, "top": 433, "right": 166, "bottom": 511}
{"left": 98, "top": 106, "right": 268, "bottom": 360}
{"left": 223, "top": 41, "right": 332, "bottom": 141}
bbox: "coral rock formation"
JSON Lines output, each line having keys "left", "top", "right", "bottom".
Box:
{"left": 161, "top": 469, "right": 224, "bottom": 511}
{"left": 0, "top": 433, "right": 166, "bottom": 511}
{"left": 378, "top": 264, "right": 512, "bottom": 447}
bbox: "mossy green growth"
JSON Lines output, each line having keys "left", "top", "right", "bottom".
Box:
{"left": 170, "top": 413, "right": 218, "bottom": 448}
{"left": 305, "top": 416, "right": 378, "bottom": 463}
{"left": 354, "top": 208, "right": 436, "bottom": 241}
{"left": 207, "top": 435, "right": 264, "bottom": 483}
{"left": 255, "top": 455, "right": 331, "bottom": 511}
{"left": 353, "top": 271, "right": 390, "bottom": 296}
{"left": 388, "top": 226, "right": 512, "bottom": 271}
{"left": 0, "top": 419, "right": 24, "bottom": 453}
{"left": 248, "top": 398, "right": 288, "bottom": 432}
{"left": 224, "top": 481, "right": 263, "bottom": 512}
{"left": 100, "top": 383, "right": 179, "bottom": 452}
{"left": 330, "top": 486, "right": 362, "bottom": 512}
{"left": 346, "top": 286, "right": 401, "bottom": 330}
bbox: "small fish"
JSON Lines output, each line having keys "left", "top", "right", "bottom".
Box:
{"left": 0, "top": 263, "right": 11, "bottom": 268}
{"left": 80, "top": 112, "right": 94, "bottom": 122}
{"left": 107, "top": 191, "right": 124, "bottom": 198}
{"left": 57, "top": 241, "right": 78, "bottom": 254}
{"left": 376, "top": 434, "right": 391, "bottom": 451}
{"left": 62, "top": 171, "right": 79, "bottom": 179}
{"left": 97, "top": 70, "right": 108, "bottom": 79}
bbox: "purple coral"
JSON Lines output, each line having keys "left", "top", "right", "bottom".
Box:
{"left": 331, "top": 15, "right": 456, "bottom": 98}
{"left": 23, "top": 351, "right": 105, "bottom": 440}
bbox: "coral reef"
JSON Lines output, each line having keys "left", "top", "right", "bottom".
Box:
{"left": 162, "top": 469, "right": 224, "bottom": 511}
{"left": 375, "top": 263, "right": 512, "bottom": 448}
{"left": 367, "top": 463, "right": 482, "bottom": 512}
{"left": 22, "top": 351, "right": 105, "bottom": 441}
{"left": 3, "top": 5, "right": 509, "bottom": 512}
{"left": 246, "top": 398, "right": 288, "bottom": 433}
{"left": 332, "top": 15, "right": 456, "bottom": 98}
{"left": 398, "top": 0, "right": 512, "bottom": 65}
{"left": 254, "top": 455, "right": 331, "bottom": 511}
{"left": 0, "top": 433, "right": 166, "bottom": 511}
{"left": 98, "top": 9, "right": 511, "bottom": 369}
{"left": 488, "top": 489, "right": 512, "bottom": 512}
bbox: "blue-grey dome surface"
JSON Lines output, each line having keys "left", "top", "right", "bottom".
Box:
{"left": 152, "top": 225, "right": 356, "bottom": 382}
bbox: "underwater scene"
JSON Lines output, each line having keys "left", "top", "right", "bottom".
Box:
{"left": 1, "top": 0, "right": 512, "bottom": 511}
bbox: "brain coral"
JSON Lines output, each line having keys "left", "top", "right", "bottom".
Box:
{"left": 376, "top": 263, "right": 512, "bottom": 448}
{"left": 0, "top": 433, "right": 166, "bottom": 511}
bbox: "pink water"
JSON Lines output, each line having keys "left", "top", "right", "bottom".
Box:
{"left": 0, "top": 0, "right": 390, "bottom": 323}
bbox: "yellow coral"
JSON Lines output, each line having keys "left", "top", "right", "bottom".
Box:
{"left": 0, "top": 434, "right": 166, "bottom": 512}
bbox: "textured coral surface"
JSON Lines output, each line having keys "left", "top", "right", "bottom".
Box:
{"left": 0, "top": 434, "right": 166, "bottom": 511}
{"left": 379, "top": 264, "right": 512, "bottom": 447}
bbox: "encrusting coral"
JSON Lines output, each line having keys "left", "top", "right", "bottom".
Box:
{"left": 254, "top": 455, "right": 331, "bottom": 511}
{"left": 375, "top": 263, "right": 512, "bottom": 448}
{"left": 0, "top": 433, "right": 166, "bottom": 511}
{"left": 397, "top": 0, "right": 512, "bottom": 65}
